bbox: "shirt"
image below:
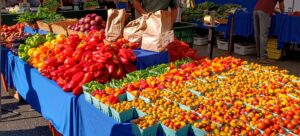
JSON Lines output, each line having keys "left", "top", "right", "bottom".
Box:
{"left": 254, "top": 0, "right": 283, "bottom": 16}
{"left": 141, "top": 0, "right": 178, "bottom": 12}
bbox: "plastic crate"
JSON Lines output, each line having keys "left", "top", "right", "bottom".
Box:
{"left": 91, "top": 96, "right": 101, "bottom": 109}
{"left": 99, "top": 101, "right": 112, "bottom": 116}
{"left": 110, "top": 108, "right": 134, "bottom": 123}
{"left": 234, "top": 44, "right": 256, "bottom": 55}
{"left": 191, "top": 126, "right": 208, "bottom": 136}
{"left": 118, "top": 93, "right": 127, "bottom": 102}
{"left": 83, "top": 91, "right": 92, "bottom": 104}
{"left": 139, "top": 96, "right": 152, "bottom": 103}
{"left": 82, "top": 85, "right": 92, "bottom": 104}
{"left": 133, "top": 108, "right": 147, "bottom": 118}
{"left": 267, "top": 49, "right": 281, "bottom": 60}
{"left": 173, "top": 22, "right": 196, "bottom": 48}
{"left": 126, "top": 91, "right": 136, "bottom": 101}
{"left": 132, "top": 122, "right": 159, "bottom": 136}
{"left": 161, "top": 124, "right": 190, "bottom": 136}
{"left": 217, "top": 40, "right": 228, "bottom": 50}
{"left": 193, "top": 36, "right": 208, "bottom": 46}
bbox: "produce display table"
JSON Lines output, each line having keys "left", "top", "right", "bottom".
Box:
{"left": 0, "top": 24, "right": 170, "bottom": 136}
{"left": 1, "top": 9, "right": 107, "bottom": 26}
{"left": 0, "top": 48, "right": 77, "bottom": 136}
{"left": 0, "top": 46, "right": 168, "bottom": 136}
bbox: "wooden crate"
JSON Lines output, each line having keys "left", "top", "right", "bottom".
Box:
{"left": 51, "top": 19, "right": 78, "bottom": 35}
{"left": 67, "top": 28, "right": 87, "bottom": 36}
{"left": 37, "top": 21, "right": 53, "bottom": 32}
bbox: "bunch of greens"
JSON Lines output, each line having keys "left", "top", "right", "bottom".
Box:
{"left": 84, "top": 1, "right": 99, "bottom": 8}
{"left": 182, "top": 2, "right": 243, "bottom": 22}
{"left": 43, "top": 0, "right": 60, "bottom": 10}
{"left": 35, "top": 7, "right": 64, "bottom": 23}
{"left": 17, "top": 7, "right": 64, "bottom": 23}
{"left": 17, "top": 11, "right": 37, "bottom": 23}
{"left": 84, "top": 58, "right": 192, "bottom": 91}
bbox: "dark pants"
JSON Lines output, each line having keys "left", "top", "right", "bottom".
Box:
{"left": 253, "top": 10, "right": 271, "bottom": 59}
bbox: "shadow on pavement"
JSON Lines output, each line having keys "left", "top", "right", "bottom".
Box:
{"left": 0, "top": 126, "right": 51, "bottom": 136}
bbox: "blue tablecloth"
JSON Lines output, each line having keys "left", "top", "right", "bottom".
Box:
{"left": 24, "top": 26, "right": 49, "bottom": 35}
{"left": 194, "top": 0, "right": 258, "bottom": 38}
{"left": 1, "top": 48, "right": 77, "bottom": 136}
{"left": 133, "top": 49, "right": 169, "bottom": 70}
{"left": 276, "top": 15, "right": 300, "bottom": 48}
{"left": 76, "top": 95, "right": 133, "bottom": 136}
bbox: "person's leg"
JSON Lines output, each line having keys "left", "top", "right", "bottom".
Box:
{"left": 253, "top": 11, "right": 261, "bottom": 59}
{"left": 258, "top": 11, "right": 271, "bottom": 60}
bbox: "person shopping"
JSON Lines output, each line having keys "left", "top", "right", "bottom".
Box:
{"left": 133, "top": 0, "right": 179, "bottom": 24}
{"left": 253, "top": 0, "right": 284, "bottom": 63}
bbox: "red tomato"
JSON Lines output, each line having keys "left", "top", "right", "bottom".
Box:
{"left": 257, "top": 122, "right": 266, "bottom": 130}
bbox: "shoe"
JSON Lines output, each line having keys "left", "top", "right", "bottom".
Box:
{"left": 259, "top": 58, "right": 275, "bottom": 64}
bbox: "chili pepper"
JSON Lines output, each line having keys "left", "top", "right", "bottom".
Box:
{"left": 65, "top": 71, "right": 84, "bottom": 91}
{"left": 84, "top": 44, "right": 97, "bottom": 51}
{"left": 72, "top": 85, "right": 83, "bottom": 95}
{"left": 119, "top": 56, "right": 129, "bottom": 65}
{"left": 56, "top": 77, "right": 67, "bottom": 88}
{"left": 73, "top": 49, "right": 84, "bottom": 61}
{"left": 64, "top": 67, "right": 81, "bottom": 79}
{"left": 97, "top": 70, "right": 110, "bottom": 83}
{"left": 79, "top": 72, "right": 94, "bottom": 87}
{"left": 64, "top": 58, "right": 77, "bottom": 67}
{"left": 123, "top": 63, "right": 136, "bottom": 73}
{"left": 106, "top": 62, "right": 115, "bottom": 74}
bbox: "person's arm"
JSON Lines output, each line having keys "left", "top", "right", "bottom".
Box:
{"left": 171, "top": 7, "right": 178, "bottom": 24}
{"left": 170, "top": 0, "right": 179, "bottom": 24}
{"left": 279, "top": 0, "right": 285, "bottom": 13}
{"left": 133, "top": 0, "right": 147, "bottom": 14}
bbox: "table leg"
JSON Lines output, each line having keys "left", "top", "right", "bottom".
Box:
{"left": 208, "top": 27, "right": 215, "bottom": 59}
{"left": 49, "top": 122, "right": 62, "bottom": 136}
{"left": 1, "top": 73, "right": 8, "bottom": 92}
{"left": 228, "top": 14, "right": 235, "bottom": 54}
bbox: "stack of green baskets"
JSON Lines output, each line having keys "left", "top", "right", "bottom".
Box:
{"left": 173, "top": 22, "right": 197, "bottom": 48}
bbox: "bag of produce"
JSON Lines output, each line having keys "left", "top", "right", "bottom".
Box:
{"left": 141, "top": 10, "right": 174, "bottom": 52}
{"left": 105, "top": 9, "right": 126, "bottom": 42}
{"left": 123, "top": 14, "right": 149, "bottom": 44}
